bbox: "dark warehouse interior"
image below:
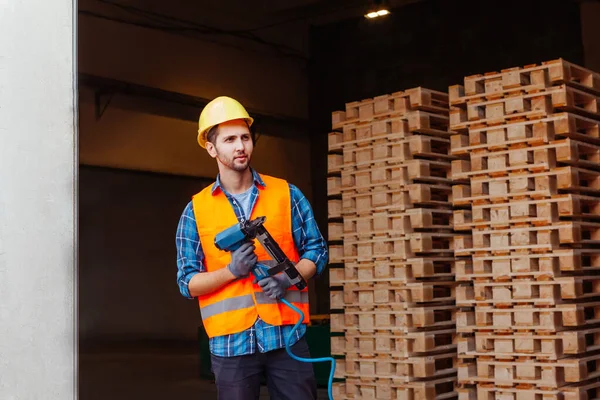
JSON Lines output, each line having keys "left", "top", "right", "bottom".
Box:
{"left": 76, "top": 0, "right": 599, "bottom": 398}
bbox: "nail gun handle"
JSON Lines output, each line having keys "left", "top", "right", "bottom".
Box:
{"left": 252, "top": 261, "right": 307, "bottom": 291}
{"left": 252, "top": 263, "right": 271, "bottom": 282}
{"left": 280, "top": 260, "right": 307, "bottom": 291}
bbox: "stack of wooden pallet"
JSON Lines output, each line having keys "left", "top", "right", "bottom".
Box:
{"left": 327, "top": 87, "right": 465, "bottom": 399}
{"left": 449, "top": 59, "right": 600, "bottom": 400}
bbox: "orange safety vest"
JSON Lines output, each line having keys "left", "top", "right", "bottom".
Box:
{"left": 191, "top": 174, "right": 310, "bottom": 338}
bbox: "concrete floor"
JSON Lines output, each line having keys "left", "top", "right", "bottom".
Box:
{"left": 79, "top": 343, "right": 329, "bottom": 399}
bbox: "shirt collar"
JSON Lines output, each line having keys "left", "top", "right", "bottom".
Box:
{"left": 211, "top": 168, "right": 266, "bottom": 195}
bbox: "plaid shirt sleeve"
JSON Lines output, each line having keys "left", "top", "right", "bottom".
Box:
{"left": 176, "top": 201, "right": 205, "bottom": 299}
{"left": 289, "top": 184, "right": 329, "bottom": 275}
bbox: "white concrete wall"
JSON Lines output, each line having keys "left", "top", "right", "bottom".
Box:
{"left": 0, "top": 1, "right": 76, "bottom": 399}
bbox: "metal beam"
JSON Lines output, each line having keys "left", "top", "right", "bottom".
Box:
{"left": 78, "top": 74, "right": 308, "bottom": 136}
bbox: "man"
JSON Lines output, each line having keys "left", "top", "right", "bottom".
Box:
{"left": 176, "top": 96, "right": 328, "bottom": 399}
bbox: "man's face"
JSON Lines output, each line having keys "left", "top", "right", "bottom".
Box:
{"left": 206, "top": 119, "right": 253, "bottom": 172}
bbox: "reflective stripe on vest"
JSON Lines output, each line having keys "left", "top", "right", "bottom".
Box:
{"left": 191, "top": 173, "right": 310, "bottom": 338}
{"left": 200, "top": 294, "right": 255, "bottom": 319}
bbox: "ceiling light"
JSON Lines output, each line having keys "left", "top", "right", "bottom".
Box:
{"left": 365, "top": 0, "right": 391, "bottom": 19}
{"left": 365, "top": 8, "right": 390, "bottom": 19}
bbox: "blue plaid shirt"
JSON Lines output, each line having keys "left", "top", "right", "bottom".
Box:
{"left": 176, "top": 169, "right": 328, "bottom": 357}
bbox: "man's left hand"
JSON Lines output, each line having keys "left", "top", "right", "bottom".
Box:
{"left": 257, "top": 273, "right": 292, "bottom": 299}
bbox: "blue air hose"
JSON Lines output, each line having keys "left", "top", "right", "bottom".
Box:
{"left": 280, "top": 298, "right": 336, "bottom": 400}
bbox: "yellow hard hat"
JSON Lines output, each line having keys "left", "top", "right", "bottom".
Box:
{"left": 197, "top": 96, "right": 254, "bottom": 148}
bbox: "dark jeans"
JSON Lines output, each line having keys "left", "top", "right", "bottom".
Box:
{"left": 210, "top": 337, "right": 317, "bottom": 400}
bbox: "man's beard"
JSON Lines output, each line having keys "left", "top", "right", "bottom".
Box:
{"left": 216, "top": 150, "right": 250, "bottom": 172}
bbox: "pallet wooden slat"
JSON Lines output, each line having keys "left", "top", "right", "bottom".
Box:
{"left": 331, "top": 304, "right": 457, "bottom": 333}
{"left": 332, "top": 328, "right": 457, "bottom": 357}
{"left": 453, "top": 194, "right": 600, "bottom": 231}
{"left": 450, "top": 85, "right": 600, "bottom": 134}
{"left": 452, "top": 166, "right": 600, "bottom": 205}
{"left": 336, "top": 351, "right": 458, "bottom": 381}
{"left": 449, "top": 59, "right": 600, "bottom": 106}
{"left": 457, "top": 301, "right": 600, "bottom": 332}
{"left": 451, "top": 112, "right": 600, "bottom": 156}
{"left": 456, "top": 276, "right": 600, "bottom": 307}
{"left": 339, "top": 258, "right": 457, "bottom": 284}
{"left": 451, "top": 139, "right": 600, "bottom": 181}
{"left": 343, "top": 183, "right": 453, "bottom": 215}
{"left": 456, "top": 249, "right": 600, "bottom": 281}
{"left": 457, "top": 327, "right": 600, "bottom": 360}
{"left": 334, "top": 376, "right": 458, "bottom": 400}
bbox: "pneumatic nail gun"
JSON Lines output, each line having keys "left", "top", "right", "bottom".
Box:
{"left": 214, "top": 216, "right": 307, "bottom": 289}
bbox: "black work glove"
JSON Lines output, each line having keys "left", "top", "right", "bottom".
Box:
{"left": 258, "top": 273, "right": 292, "bottom": 300}
{"left": 226, "top": 242, "right": 258, "bottom": 278}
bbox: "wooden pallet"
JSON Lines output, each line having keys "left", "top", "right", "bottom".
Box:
{"left": 331, "top": 304, "right": 457, "bottom": 333}
{"left": 450, "top": 85, "right": 600, "bottom": 134}
{"left": 335, "top": 258, "right": 457, "bottom": 284}
{"left": 336, "top": 114, "right": 450, "bottom": 150}
{"left": 449, "top": 59, "right": 600, "bottom": 106}
{"left": 455, "top": 221, "right": 600, "bottom": 256}
{"left": 453, "top": 194, "right": 600, "bottom": 231}
{"left": 341, "top": 159, "right": 454, "bottom": 190}
{"left": 452, "top": 166, "right": 600, "bottom": 205}
{"left": 457, "top": 327, "right": 600, "bottom": 360}
{"left": 342, "top": 135, "right": 455, "bottom": 169}
{"left": 451, "top": 90, "right": 555, "bottom": 131}
{"left": 341, "top": 236, "right": 412, "bottom": 262}
{"left": 332, "top": 329, "right": 457, "bottom": 357}
{"left": 456, "top": 301, "right": 600, "bottom": 333}
{"left": 451, "top": 112, "right": 600, "bottom": 155}
{"left": 405, "top": 87, "right": 450, "bottom": 114}
{"left": 456, "top": 276, "right": 600, "bottom": 307}
{"left": 333, "top": 376, "right": 458, "bottom": 400}
{"left": 343, "top": 183, "right": 453, "bottom": 215}
{"left": 459, "top": 351, "right": 600, "bottom": 387}
{"left": 336, "top": 351, "right": 458, "bottom": 381}
{"left": 471, "top": 380, "right": 600, "bottom": 400}
{"left": 342, "top": 208, "right": 453, "bottom": 239}
{"left": 451, "top": 139, "right": 600, "bottom": 180}
{"left": 455, "top": 249, "right": 600, "bottom": 281}
{"left": 332, "top": 87, "right": 451, "bottom": 130}
{"left": 331, "top": 281, "right": 456, "bottom": 309}
{"left": 343, "top": 232, "right": 458, "bottom": 262}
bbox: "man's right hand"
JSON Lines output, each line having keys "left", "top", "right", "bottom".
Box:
{"left": 226, "top": 242, "right": 258, "bottom": 278}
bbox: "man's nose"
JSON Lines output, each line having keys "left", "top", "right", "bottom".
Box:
{"left": 234, "top": 138, "right": 244, "bottom": 151}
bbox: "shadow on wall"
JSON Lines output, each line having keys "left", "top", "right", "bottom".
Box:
{"left": 79, "top": 165, "right": 213, "bottom": 346}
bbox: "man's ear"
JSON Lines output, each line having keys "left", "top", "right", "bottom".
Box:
{"left": 205, "top": 142, "right": 218, "bottom": 159}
